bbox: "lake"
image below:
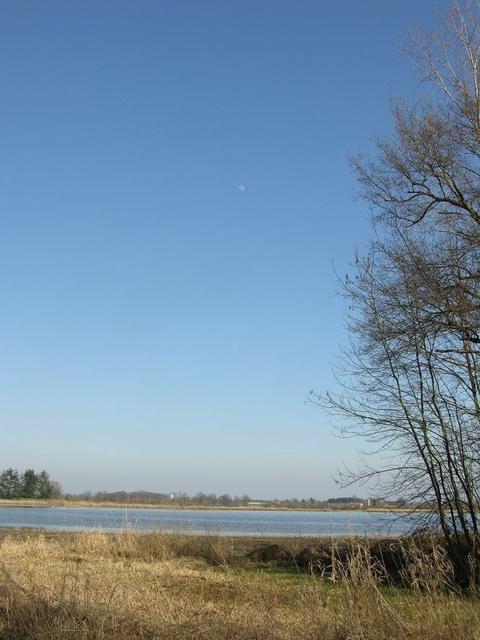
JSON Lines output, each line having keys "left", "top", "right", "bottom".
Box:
{"left": 0, "top": 506, "right": 422, "bottom": 537}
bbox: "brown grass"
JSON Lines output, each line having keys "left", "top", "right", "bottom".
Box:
{"left": 0, "top": 498, "right": 415, "bottom": 512}
{"left": 0, "top": 529, "right": 478, "bottom": 639}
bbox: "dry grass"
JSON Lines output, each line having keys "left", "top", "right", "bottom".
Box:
{"left": 0, "top": 529, "right": 478, "bottom": 639}
{"left": 0, "top": 498, "right": 414, "bottom": 512}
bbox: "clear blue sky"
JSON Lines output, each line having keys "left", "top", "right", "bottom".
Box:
{"left": 0, "top": 0, "right": 447, "bottom": 498}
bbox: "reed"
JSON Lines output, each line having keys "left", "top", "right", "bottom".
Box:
{"left": 0, "top": 529, "right": 477, "bottom": 639}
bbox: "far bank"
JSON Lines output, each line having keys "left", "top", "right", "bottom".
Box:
{"left": 0, "top": 498, "right": 416, "bottom": 513}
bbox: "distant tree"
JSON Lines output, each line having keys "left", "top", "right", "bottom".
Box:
{"left": 35, "top": 470, "right": 54, "bottom": 499}
{"left": 21, "top": 469, "right": 37, "bottom": 498}
{"left": 49, "top": 481, "right": 62, "bottom": 499}
{"left": 0, "top": 468, "right": 21, "bottom": 499}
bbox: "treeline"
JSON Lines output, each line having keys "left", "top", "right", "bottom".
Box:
{"left": 0, "top": 468, "right": 61, "bottom": 500}
{"left": 65, "top": 491, "right": 254, "bottom": 506}
{"left": 63, "top": 490, "right": 394, "bottom": 509}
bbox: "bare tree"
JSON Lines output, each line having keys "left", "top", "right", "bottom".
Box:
{"left": 354, "top": 2, "right": 480, "bottom": 231}
{"left": 314, "top": 225, "right": 480, "bottom": 584}
{"left": 315, "top": 2, "right": 480, "bottom": 587}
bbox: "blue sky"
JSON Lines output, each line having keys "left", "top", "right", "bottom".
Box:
{"left": 0, "top": 0, "right": 447, "bottom": 498}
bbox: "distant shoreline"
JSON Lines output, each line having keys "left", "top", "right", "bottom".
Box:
{"left": 0, "top": 498, "right": 416, "bottom": 513}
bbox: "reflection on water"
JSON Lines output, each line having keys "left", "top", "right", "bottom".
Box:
{"left": 0, "top": 506, "right": 422, "bottom": 537}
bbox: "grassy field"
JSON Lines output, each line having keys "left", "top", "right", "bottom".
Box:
{"left": 0, "top": 498, "right": 305, "bottom": 511}
{"left": 0, "top": 498, "right": 414, "bottom": 512}
{"left": 0, "top": 529, "right": 478, "bottom": 639}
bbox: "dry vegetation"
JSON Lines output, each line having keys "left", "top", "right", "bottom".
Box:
{"left": 0, "top": 498, "right": 406, "bottom": 512}
{"left": 0, "top": 529, "right": 477, "bottom": 639}
{"left": 0, "top": 499, "right": 310, "bottom": 511}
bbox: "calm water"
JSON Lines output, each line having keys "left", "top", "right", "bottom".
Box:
{"left": 0, "top": 507, "right": 421, "bottom": 537}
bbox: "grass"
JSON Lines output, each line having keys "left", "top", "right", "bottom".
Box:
{"left": 0, "top": 529, "right": 478, "bottom": 639}
{"left": 0, "top": 498, "right": 415, "bottom": 512}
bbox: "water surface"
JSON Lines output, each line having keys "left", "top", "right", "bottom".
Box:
{"left": 0, "top": 506, "right": 421, "bottom": 537}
